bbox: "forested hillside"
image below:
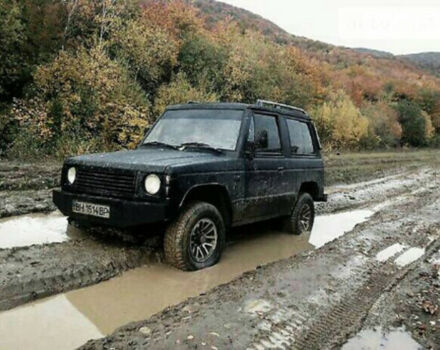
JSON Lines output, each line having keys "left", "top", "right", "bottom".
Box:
{"left": 399, "top": 52, "right": 440, "bottom": 77}
{"left": 1, "top": 0, "right": 440, "bottom": 160}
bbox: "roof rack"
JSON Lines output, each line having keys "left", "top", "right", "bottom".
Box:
{"left": 256, "top": 99, "right": 306, "bottom": 114}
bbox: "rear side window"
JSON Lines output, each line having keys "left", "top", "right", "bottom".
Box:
{"left": 253, "top": 114, "right": 281, "bottom": 153}
{"left": 286, "top": 119, "right": 315, "bottom": 155}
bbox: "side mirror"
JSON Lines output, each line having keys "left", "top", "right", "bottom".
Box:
{"left": 145, "top": 127, "right": 151, "bottom": 135}
{"left": 255, "top": 130, "right": 268, "bottom": 149}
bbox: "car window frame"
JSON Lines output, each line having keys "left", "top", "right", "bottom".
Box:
{"left": 285, "top": 117, "right": 318, "bottom": 157}
{"left": 251, "top": 112, "right": 284, "bottom": 157}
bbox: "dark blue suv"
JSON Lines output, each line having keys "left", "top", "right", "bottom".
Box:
{"left": 53, "top": 100, "right": 326, "bottom": 271}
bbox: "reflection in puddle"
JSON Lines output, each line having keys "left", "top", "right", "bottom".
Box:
{"left": 0, "top": 208, "right": 375, "bottom": 348}
{"left": 394, "top": 247, "right": 425, "bottom": 267}
{"left": 0, "top": 211, "right": 68, "bottom": 249}
{"left": 0, "top": 295, "right": 102, "bottom": 350}
{"left": 376, "top": 243, "right": 407, "bottom": 262}
{"left": 309, "top": 210, "right": 373, "bottom": 248}
{"left": 342, "top": 327, "right": 422, "bottom": 350}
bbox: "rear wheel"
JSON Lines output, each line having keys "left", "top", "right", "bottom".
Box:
{"left": 283, "top": 193, "right": 315, "bottom": 235}
{"left": 164, "top": 201, "right": 225, "bottom": 271}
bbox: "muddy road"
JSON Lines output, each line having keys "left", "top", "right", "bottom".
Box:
{"left": 79, "top": 169, "right": 440, "bottom": 350}
{"left": 0, "top": 160, "right": 439, "bottom": 349}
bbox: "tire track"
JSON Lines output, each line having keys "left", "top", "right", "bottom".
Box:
{"left": 0, "top": 237, "right": 159, "bottom": 311}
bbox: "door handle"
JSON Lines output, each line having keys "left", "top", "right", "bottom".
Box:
{"left": 277, "top": 167, "right": 285, "bottom": 172}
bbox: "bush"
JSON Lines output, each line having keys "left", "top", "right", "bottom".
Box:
{"left": 153, "top": 73, "right": 218, "bottom": 117}
{"left": 395, "top": 100, "right": 431, "bottom": 147}
{"left": 178, "top": 33, "right": 227, "bottom": 90}
{"left": 361, "top": 101, "right": 402, "bottom": 147}
{"left": 311, "top": 91, "right": 369, "bottom": 150}
{"left": 7, "top": 126, "right": 48, "bottom": 160}
{"left": 109, "top": 19, "right": 179, "bottom": 94}
{"left": 10, "top": 46, "right": 150, "bottom": 154}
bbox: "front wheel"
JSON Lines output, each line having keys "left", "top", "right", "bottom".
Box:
{"left": 283, "top": 193, "right": 315, "bottom": 235}
{"left": 164, "top": 201, "right": 226, "bottom": 271}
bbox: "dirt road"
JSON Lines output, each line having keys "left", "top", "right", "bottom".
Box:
{"left": 80, "top": 168, "right": 440, "bottom": 349}
{"left": 0, "top": 153, "right": 439, "bottom": 349}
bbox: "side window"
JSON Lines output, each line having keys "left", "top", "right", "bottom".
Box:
{"left": 286, "top": 119, "right": 315, "bottom": 155}
{"left": 253, "top": 113, "right": 281, "bottom": 153}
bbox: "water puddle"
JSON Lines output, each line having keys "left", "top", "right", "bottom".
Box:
{"left": 309, "top": 210, "right": 373, "bottom": 248}
{"left": 68, "top": 229, "right": 314, "bottom": 335}
{"left": 376, "top": 243, "right": 407, "bottom": 262}
{"left": 0, "top": 208, "right": 374, "bottom": 348}
{"left": 342, "top": 327, "right": 423, "bottom": 350}
{"left": 394, "top": 247, "right": 425, "bottom": 267}
{"left": 0, "top": 229, "right": 313, "bottom": 348}
{"left": 0, "top": 295, "right": 103, "bottom": 350}
{"left": 0, "top": 211, "right": 68, "bottom": 249}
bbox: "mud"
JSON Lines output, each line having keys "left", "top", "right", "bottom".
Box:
{"left": 317, "top": 167, "right": 439, "bottom": 214}
{"left": 0, "top": 161, "right": 439, "bottom": 349}
{"left": 79, "top": 175, "right": 440, "bottom": 349}
{"left": 0, "top": 227, "right": 160, "bottom": 311}
{"left": 1, "top": 168, "right": 433, "bottom": 315}
{"left": 0, "top": 207, "right": 374, "bottom": 349}
{"left": 0, "top": 161, "right": 60, "bottom": 191}
{"left": 0, "top": 189, "right": 397, "bottom": 316}
{"left": 360, "top": 240, "right": 440, "bottom": 349}
{"left": 0, "top": 189, "right": 57, "bottom": 218}
{"left": 0, "top": 161, "right": 60, "bottom": 218}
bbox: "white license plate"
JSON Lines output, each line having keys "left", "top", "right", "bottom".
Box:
{"left": 72, "top": 201, "right": 110, "bottom": 219}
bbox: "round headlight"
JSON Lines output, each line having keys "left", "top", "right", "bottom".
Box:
{"left": 67, "top": 167, "right": 76, "bottom": 185}
{"left": 144, "top": 174, "right": 161, "bottom": 195}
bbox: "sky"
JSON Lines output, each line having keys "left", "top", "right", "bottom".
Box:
{"left": 219, "top": 0, "right": 440, "bottom": 55}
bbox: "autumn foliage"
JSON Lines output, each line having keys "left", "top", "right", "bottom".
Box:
{"left": 1, "top": 0, "right": 440, "bottom": 158}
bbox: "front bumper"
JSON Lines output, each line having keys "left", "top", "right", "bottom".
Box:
{"left": 53, "top": 189, "right": 168, "bottom": 228}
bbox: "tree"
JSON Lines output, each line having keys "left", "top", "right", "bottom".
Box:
{"left": 395, "top": 100, "right": 429, "bottom": 147}
{"left": 416, "top": 88, "right": 440, "bottom": 132}
{"left": 153, "top": 72, "right": 217, "bottom": 117}
{"left": 0, "top": 1, "right": 27, "bottom": 103}
{"left": 109, "top": 18, "right": 179, "bottom": 94}
{"left": 361, "top": 101, "right": 402, "bottom": 147}
{"left": 12, "top": 46, "right": 150, "bottom": 153}
{"left": 178, "top": 33, "right": 227, "bottom": 91}
{"left": 311, "top": 91, "right": 369, "bottom": 149}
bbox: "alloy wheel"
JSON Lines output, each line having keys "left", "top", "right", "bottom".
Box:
{"left": 189, "top": 218, "right": 218, "bottom": 263}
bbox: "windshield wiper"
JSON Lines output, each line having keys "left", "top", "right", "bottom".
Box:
{"left": 179, "top": 142, "right": 224, "bottom": 154}
{"left": 143, "top": 141, "right": 179, "bottom": 150}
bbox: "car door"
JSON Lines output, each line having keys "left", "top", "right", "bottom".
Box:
{"left": 284, "top": 117, "right": 322, "bottom": 202}
{"left": 243, "top": 112, "right": 289, "bottom": 221}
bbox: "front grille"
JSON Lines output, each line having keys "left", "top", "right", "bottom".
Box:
{"left": 72, "top": 167, "right": 136, "bottom": 199}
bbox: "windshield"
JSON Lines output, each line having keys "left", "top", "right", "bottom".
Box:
{"left": 144, "top": 109, "right": 244, "bottom": 151}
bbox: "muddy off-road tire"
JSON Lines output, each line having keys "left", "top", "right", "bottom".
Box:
{"left": 283, "top": 193, "right": 315, "bottom": 235}
{"left": 164, "top": 201, "right": 226, "bottom": 271}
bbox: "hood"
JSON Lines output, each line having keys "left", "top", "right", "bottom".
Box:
{"left": 66, "top": 148, "right": 236, "bottom": 173}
